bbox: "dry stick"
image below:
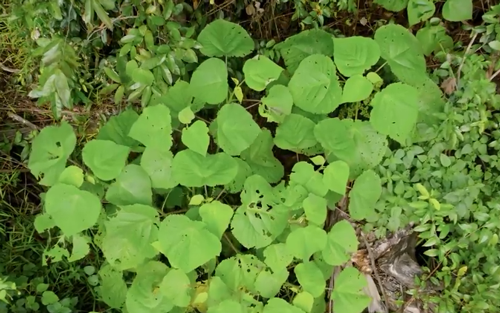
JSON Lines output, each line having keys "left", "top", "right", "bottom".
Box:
{"left": 456, "top": 32, "right": 478, "bottom": 85}
{"left": 361, "top": 231, "right": 389, "bottom": 313}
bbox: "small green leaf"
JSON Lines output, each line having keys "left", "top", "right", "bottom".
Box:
{"left": 274, "top": 114, "right": 317, "bottom": 153}
{"left": 263, "top": 243, "right": 294, "bottom": 273}
{"left": 294, "top": 261, "right": 325, "bottom": 298}
{"left": 322, "top": 220, "right": 358, "bottom": 265}
{"left": 129, "top": 105, "right": 172, "bottom": 152}
{"left": 140, "top": 148, "right": 177, "bottom": 190}
{"left": 333, "top": 37, "right": 380, "bottom": 77}
{"left": 341, "top": 75, "right": 373, "bottom": 103}
{"left": 58, "top": 165, "right": 84, "bottom": 187}
{"left": 442, "top": 0, "right": 472, "bottom": 21}
{"left": 286, "top": 225, "right": 327, "bottom": 261}
{"left": 303, "top": 194, "right": 327, "bottom": 226}
{"left": 159, "top": 269, "right": 192, "bottom": 307}
{"left": 197, "top": 19, "right": 254, "bottom": 57}
{"left": 323, "top": 161, "right": 350, "bottom": 195}
{"left": 82, "top": 140, "right": 130, "bottom": 181}
{"left": 182, "top": 120, "right": 210, "bottom": 156}
{"left": 348, "top": 170, "right": 381, "bottom": 220}
{"left": 332, "top": 267, "right": 371, "bottom": 313}
{"left": 243, "top": 55, "right": 283, "bottom": 91}
{"left": 190, "top": 58, "right": 228, "bottom": 105}
{"left": 199, "top": 201, "right": 234, "bottom": 239}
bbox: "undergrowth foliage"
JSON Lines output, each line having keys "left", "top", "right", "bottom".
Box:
{"left": 21, "top": 16, "right": 473, "bottom": 313}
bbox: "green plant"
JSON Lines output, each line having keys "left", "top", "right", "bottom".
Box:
{"left": 23, "top": 16, "right": 471, "bottom": 313}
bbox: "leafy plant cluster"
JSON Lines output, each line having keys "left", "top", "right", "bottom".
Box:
{"left": 18, "top": 12, "right": 474, "bottom": 312}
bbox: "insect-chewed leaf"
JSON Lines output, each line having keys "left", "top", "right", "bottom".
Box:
{"left": 231, "top": 175, "right": 288, "bottom": 249}
{"left": 274, "top": 29, "right": 334, "bottom": 73}
{"left": 216, "top": 103, "right": 261, "bottom": 156}
{"left": 197, "top": 19, "right": 254, "bottom": 57}
{"left": 243, "top": 55, "right": 283, "bottom": 91}
{"left": 101, "top": 204, "right": 159, "bottom": 270}
{"left": 28, "top": 121, "right": 76, "bottom": 186}
{"left": 263, "top": 243, "right": 294, "bottom": 273}
{"left": 348, "top": 170, "right": 382, "bottom": 220}
{"left": 215, "top": 254, "right": 266, "bottom": 293}
{"left": 172, "top": 150, "right": 238, "bottom": 187}
{"left": 255, "top": 268, "right": 288, "bottom": 298}
{"left": 105, "top": 164, "right": 153, "bottom": 206}
{"left": 96, "top": 264, "right": 127, "bottom": 309}
{"left": 322, "top": 220, "right": 359, "bottom": 266}
{"left": 333, "top": 36, "right": 380, "bottom": 77}
{"left": 159, "top": 215, "right": 221, "bottom": 273}
{"left": 332, "top": 267, "right": 371, "bottom": 313}
{"left": 190, "top": 58, "right": 228, "bottom": 105}
{"left": 370, "top": 82, "right": 419, "bottom": 144}
{"left": 45, "top": 184, "right": 101, "bottom": 236}
{"left": 82, "top": 139, "right": 130, "bottom": 181}
{"left": 288, "top": 54, "right": 343, "bottom": 114}
{"left": 128, "top": 104, "right": 172, "bottom": 152}
{"left": 314, "top": 118, "right": 387, "bottom": 178}
{"left": 125, "top": 261, "right": 173, "bottom": 312}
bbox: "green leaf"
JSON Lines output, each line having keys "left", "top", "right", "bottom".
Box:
{"left": 323, "top": 161, "right": 350, "bottom": 195}
{"left": 225, "top": 158, "right": 252, "bottom": 193}
{"left": 216, "top": 103, "right": 261, "bottom": 155}
{"left": 286, "top": 225, "right": 327, "bottom": 261}
{"left": 333, "top": 37, "right": 380, "bottom": 77}
{"left": 288, "top": 54, "right": 342, "bottom": 114}
{"left": 181, "top": 120, "right": 210, "bottom": 157}
{"left": 97, "top": 109, "right": 140, "bottom": 148}
{"left": 294, "top": 261, "right": 325, "bottom": 298}
{"left": 315, "top": 119, "right": 387, "bottom": 178}
{"left": 96, "top": 264, "right": 127, "bottom": 309}
{"left": 190, "top": 58, "right": 228, "bottom": 105}
{"left": 68, "top": 234, "right": 90, "bottom": 262}
{"left": 172, "top": 150, "right": 238, "bottom": 187}
{"left": 293, "top": 292, "right": 314, "bottom": 313}
{"left": 105, "top": 165, "right": 153, "bottom": 206}
{"left": 442, "top": 0, "right": 472, "bottom": 21}
{"left": 348, "top": 170, "right": 381, "bottom": 220}
{"left": 140, "top": 148, "right": 177, "bottom": 190}
{"left": 197, "top": 19, "right": 254, "bottom": 57}
{"left": 158, "top": 215, "right": 221, "bottom": 272}
{"left": 178, "top": 107, "right": 195, "bottom": 124}
{"left": 231, "top": 175, "right": 288, "bottom": 249}
{"left": 128, "top": 105, "right": 172, "bottom": 152}
{"left": 274, "top": 114, "right": 317, "bottom": 153}
{"left": 199, "top": 201, "right": 234, "bottom": 239}
{"left": 264, "top": 298, "right": 304, "bottom": 313}
{"left": 34, "top": 214, "right": 55, "bottom": 233}
{"left": 260, "top": 85, "right": 293, "bottom": 123}
{"left": 290, "top": 162, "right": 328, "bottom": 197}
{"left": 374, "top": 0, "right": 408, "bottom": 11}
{"left": 407, "top": 0, "right": 435, "bottom": 26}
{"left": 208, "top": 299, "right": 245, "bottom": 313}
{"left": 41, "top": 291, "right": 59, "bottom": 305}
{"left": 274, "top": 29, "right": 334, "bottom": 73}
{"left": 374, "top": 24, "right": 427, "bottom": 85}
{"left": 101, "top": 204, "right": 159, "bottom": 270}
{"left": 341, "top": 75, "right": 373, "bottom": 103}
{"left": 263, "top": 243, "right": 294, "bottom": 273}
{"left": 255, "top": 268, "right": 288, "bottom": 298}
{"left": 159, "top": 269, "right": 192, "bottom": 307}
{"left": 125, "top": 261, "right": 173, "bottom": 313}
{"left": 131, "top": 68, "right": 155, "bottom": 86}
{"left": 45, "top": 184, "right": 101, "bottom": 236}
{"left": 243, "top": 55, "right": 283, "bottom": 91}
{"left": 82, "top": 140, "right": 130, "bottom": 181}
{"left": 322, "top": 220, "right": 358, "bottom": 265}
{"left": 240, "top": 129, "right": 284, "bottom": 184}
{"left": 160, "top": 80, "right": 193, "bottom": 117}
{"left": 332, "top": 267, "right": 371, "bottom": 313}
{"left": 58, "top": 165, "right": 84, "bottom": 187}
{"left": 215, "top": 254, "right": 266, "bottom": 294}
{"left": 92, "top": 0, "right": 113, "bottom": 29}
{"left": 303, "top": 194, "right": 327, "bottom": 226}
{"left": 28, "top": 121, "right": 76, "bottom": 186}
{"left": 370, "top": 82, "right": 419, "bottom": 144}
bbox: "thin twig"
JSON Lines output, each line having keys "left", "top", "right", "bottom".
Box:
{"left": 456, "top": 32, "right": 478, "bottom": 85}
{"left": 7, "top": 112, "right": 38, "bottom": 130}
{"left": 361, "top": 231, "right": 389, "bottom": 313}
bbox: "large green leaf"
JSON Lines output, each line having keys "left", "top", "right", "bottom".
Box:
{"left": 172, "top": 150, "right": 238, "bottom": 187}
{"left": 370, "top": 82, "right": 419, "bottom": 144}
{"left": 158, "top": 215, "right": 221, "bottom": 273}
{"left": 286, "top": 225, "right": 327, "bottom": 261}
{"left": 231, "top": 175, "right": 288, "bottom": 249}
{"left": 28, "top": 121, "right": 76, "bottom": 186}
{"left": 101, "top": 204, "right": 159, "bottom": 270}
{"left": 348, "top": 170, "right": 381, "bottom": 220}
{"left": 105, "top": 165, "right": 153, "bottom": 206}
{"left": 331, "top": 267, "right": 371, "bottom": 313}
{"left": 216, "top": 103, "right": 261, "bottom": 156}
{"left": 288, "top": 54, "right": 342, "bottom": 114}
{"left": 322, "top": 220, "right": 358, "bottom": 265}
{"left": 45, "top": 184, "right": 101, "bottom": 236}
{"left": 82, "top": 140, "right": 130, "bottom": 181}
{"left": 128, "top": 105, "right": 172, "bottom": 152}
{"left": 190, "top": 58, "right": 228, "bottom": 105}
{"left": 197, "top": 19, "right": 254, "bottom": 57}
{"left": 125, "top": 261, "right": 173, "bottom": 313}
{"left": 274, "top": 114, "right": 317, "bottom": 153}
{"left": 140, "top": 147, "right": 177, "bottom": 190}
{"left": 333, "top": 37, "right": 380, "bottom": 77}
{"left": 159, "top": 269, "right": 192, "bottom": 307}
{"left": 240, "top": 129, "right": 284, "bottom": 184}
{"left": 243, "top": 55, "right": 283, "bottom": 91}
{"left": 274, "top": 29, "right": 334, "bottom": 73}
{"left": 315, "top": 119, "right": 387, "bottom": 178}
